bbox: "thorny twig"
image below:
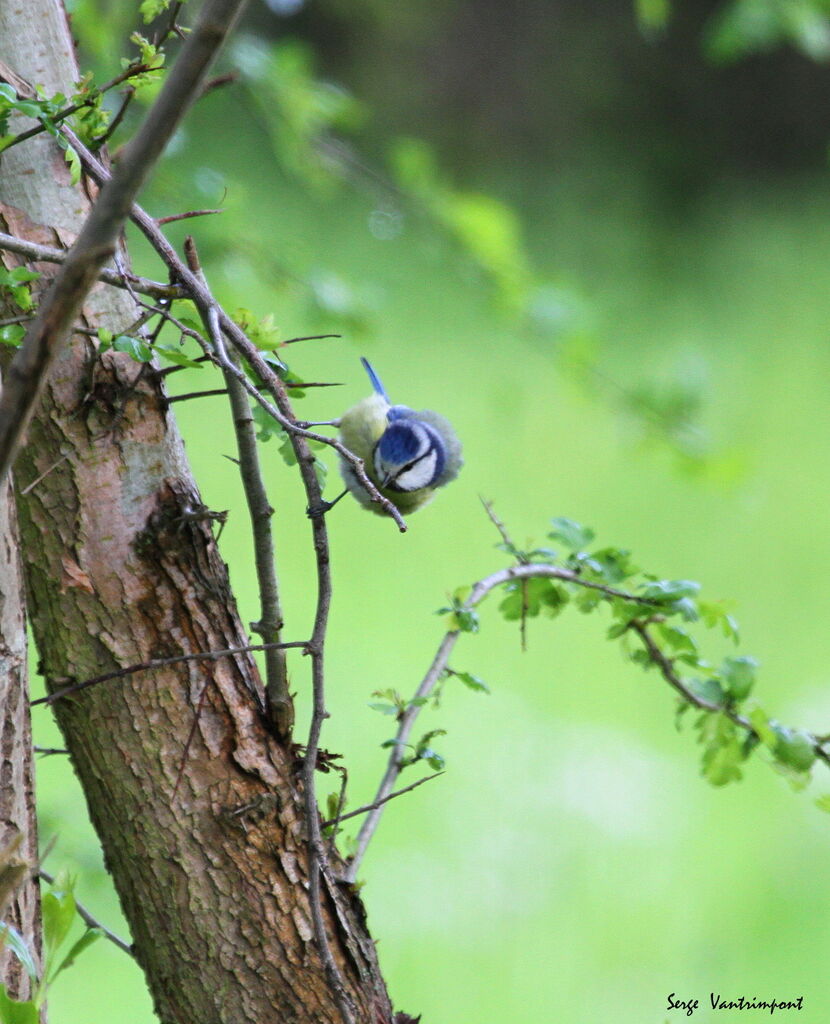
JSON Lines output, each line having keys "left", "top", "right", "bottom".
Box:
{"left": 321, "top": 771, "right": 444, "bottom": 830}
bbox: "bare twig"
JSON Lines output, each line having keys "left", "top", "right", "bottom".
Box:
{"left": 184, "top": 236, "right": 291, "bottom": 737}
{"left": 480, "top": 496, "right": 523, "bottom": 556}
{"left": 164, "top": 388, "right": 228, "bottom": 404}
{"left": 0, "top": 0, "right": 249, "bottom": 486}
{"left": 280, "top": 333, "right": 341, "bottom": 345}
{"left": 18, "top": 450, "right": 71, "bottom": 495}
{"left": 0, "top": 231, "right": 183, "bottom": 299}
{"left": 32, "top": 747, "right": 69, "bottom": 756}
{"left": 157, "top": 208, "right": 223, "bottom": 226}
{"left": 321, "top": 771, "right": 443, "bottom": 830}
{"left": 31, "top": 641, "right": 306, "bottom": 708}
{"left": 38, "top": 870, "right": 134, "bottom": 958}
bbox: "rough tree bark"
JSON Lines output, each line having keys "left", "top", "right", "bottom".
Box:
{"left": 0, "top": 467, "right": 40, "bottom": 1002}
{"left": 0, "top": 1, "right": 394, "bottom": 1021}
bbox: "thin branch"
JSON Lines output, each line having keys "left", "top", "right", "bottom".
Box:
{"left": 31, "top": 641, "right": 306, "bottom": 708}
{"left": 32, "top": 747, "right": 69, "bottom": 756}
{"left": 0, "top": 231, "right": 184, "bottom": 299}
{"left": 0, "top": 0, "right": 250, "bottom": 487}
{"left": 628, "top": 622, "right": 830, "bottom": 771}
{"left": 18, "top": 450, "right": 71, "bottom": 495}
{"left": 184, "top": 236, "right": 291, "bottom": 737}
{"left": 156, "top": 208, "right": 223, "bottom": 226}
{"left": 280, "top": 333, "right": 341, "bottom": 345}
{"left": 93, "top": 86, "right": 135, "bottom": 148}
{"left": 321, "top": 771, "right": 444, "bottom": 829}
{"left": 38, "top": 871, "right": 134, "bottom": 958}
{"left": 164, "top": 388, "right": 228, "bottom": 404}
{"left": 480, "top": 496, "right": 523, "bottom": 556}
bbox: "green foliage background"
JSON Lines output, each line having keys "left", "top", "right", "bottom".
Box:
{"left": 26, "top": 1, "right": 830, "bottom": 1021}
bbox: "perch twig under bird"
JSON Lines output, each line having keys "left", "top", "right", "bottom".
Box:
{"left": 334, "top": 357, "right": 463, "bottom": 516}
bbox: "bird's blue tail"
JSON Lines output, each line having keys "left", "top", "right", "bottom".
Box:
{"left": 360, "top": 357, "right": 390, "bottom": 400}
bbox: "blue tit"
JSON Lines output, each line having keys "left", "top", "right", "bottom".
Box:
{"left": 337, "top": 357, "right": 463, "bottom": 515}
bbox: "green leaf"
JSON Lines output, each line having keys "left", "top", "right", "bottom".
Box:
{"left": 749, "top": 707, "right": 778, "bottom": 751}
{"left": 0, "top": 324, "right": 25, "bottom": 347}
{"left": 721, "top": 655, "right": 758, "bottom": 701}
{"left": 41, "top": 883, "right": 76, "bottom": 956}
{"left": 0, "top": 986, "right": 39, "bottom": 1024}
{"left": 582, "top": 546, "right": 637, "bottom": 583}
{"left": 687, "top": 677, "right": 724, "bottom": 705}
{"left": 657, "top": 623, "right": 698, "bottom": 655}
{"left": 773, "top": 727, "right": 816, "bottom": 773}
{"left": 0, "top": 923, "right": 38, "bottom": 981}
{"left": 8, "top": 268, "right": 39, "bottom": 284}
{"left": 815, "top": 794, "right": 830, "bottom": 814}
{"left": 702, "top": 737, "right": 744, "bottom": 786}
{"left": 155, "top": 345, "right": 203, "bottom": 368}
{"left": 0, "top": 83, "right": 16, "bottom": 102}
{"left": 112, "top": 335, "right": 153, "bottom": 362}
{"left": 640, "top": 579, "right": 701, "bottom": 602}
{"left": 548, "top": 517, "right": 595, "bottom": 551}
{"left": 12, "top": 101, "right": 42, "bottom": 119}
{"left": 48, "top": 929, "right": 101, "bottom": 984}
{"left": 699, "top": 599, "right": 740, "bottom": 642}
{"left": 139, "top": 0, "right": 171, "bottom": 23}
{"left": 368, "top": 702, "right": 398, "bottom": 716}
{"left": 64, "top": 144, "right": 81, "bottom": 186}
{"left": 453, "top": 671, "right": 490, "bottom": 694}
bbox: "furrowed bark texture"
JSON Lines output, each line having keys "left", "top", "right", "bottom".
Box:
{"left": 0, "top": 469, "right": 40, "bottom": 1001}
{"left": 1, "top": 1, "right": 394, "bottom": 1021}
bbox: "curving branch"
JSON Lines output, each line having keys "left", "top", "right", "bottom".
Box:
{"left": 345, "top": 560, "right": 830, "bottom": 881}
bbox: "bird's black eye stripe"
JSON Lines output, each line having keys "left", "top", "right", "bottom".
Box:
{"left": 393, "top": 443, "right": 435, "bottom": 480}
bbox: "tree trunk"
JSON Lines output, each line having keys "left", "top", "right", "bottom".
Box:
{"left": 1, "top": 2, "right": 394, "bottom": 1021}
{"left": 0, "top": 468, "right": 40, "bottom": 1002}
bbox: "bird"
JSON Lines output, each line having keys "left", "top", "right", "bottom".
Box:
{"left": 336, "top": 357, "right": 463, "bottom": 515}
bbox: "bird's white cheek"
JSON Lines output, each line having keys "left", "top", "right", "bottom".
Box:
{"left": 395, "top": 450, "right": 438, "bottom": 492}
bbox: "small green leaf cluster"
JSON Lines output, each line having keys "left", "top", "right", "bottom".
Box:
{"left": 0, "top": 84, "right": 82, "bottom": 182}
{"left": 0, "top": 267, "right": 40, "bottom": 347}
{"left": 125, "top": 33, "right": 167, "bottom": 93}
{"left": 0, "top": 872, "right": 102, "bottom": 1019}
{"left": 382, "top": 730, "right": 447, "bottom": 772}
{"left": 368, "top": 688, "right": 428, "bottom": 719}
{"left": 436, "top": 587, "right": 480, "bottom": 634}
{"left": 139, "top": 0, "right": 176, "bottom": 24}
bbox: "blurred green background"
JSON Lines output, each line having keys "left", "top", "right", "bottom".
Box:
{"left": 32, "top": 0, "right": 830, "bottom": 1021}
